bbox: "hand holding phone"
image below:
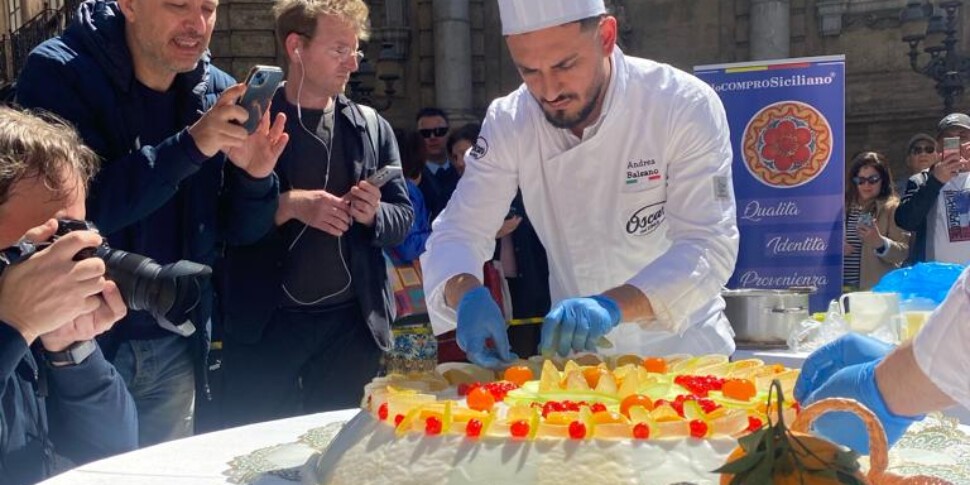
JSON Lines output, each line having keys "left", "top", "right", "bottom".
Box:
{"left": 935, "top": 136, "right": 964, "bottom": 183}
{"left": 236, "top": 65, "right": 284, "bottom": 134}
{"left": 365, "top": 165, "right": 402, "bottom": 188}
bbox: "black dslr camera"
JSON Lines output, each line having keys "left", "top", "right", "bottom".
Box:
{"left": 0, "top": 219, "right": 210, "bottom": 337}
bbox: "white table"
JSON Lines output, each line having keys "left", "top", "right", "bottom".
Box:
{"left": 38, "top": 409, "right": 359, "bottom": 485}
{"left": 734, "top": 347, "right": 970, "bottom": 424}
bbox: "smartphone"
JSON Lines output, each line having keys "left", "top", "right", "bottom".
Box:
{"left": 858, "top": 212, "right": 873, "bottom": 227}
{"left": 943, "top": 136, "right": 960, "bottom": 161}
{"left": 366, "top": 165, "right": 403, "bottom": 188}
{"left": 236, "top": 65, "right": 284, "bottom": 134}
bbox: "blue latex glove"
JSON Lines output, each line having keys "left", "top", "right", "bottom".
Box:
{"left": 456, "top": 286, "right": 516, "bottom": 368}
{"left": 794, "top": 333, "right": 893, "bottom": 403}
{"left": 803, "top": 359, "right": 921, "bottom": 454}
{"left": 539, "top": 295, "right": 621, "bottom": 357}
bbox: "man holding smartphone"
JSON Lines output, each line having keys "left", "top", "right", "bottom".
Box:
{"left": 896, "top": 112, "right": 970, "bottom": 264}
{"left": 16, "top": 0, "right": 289, "bottom": 445}
{"left": 218, "top": 0, "right": 412, "bottom": 426}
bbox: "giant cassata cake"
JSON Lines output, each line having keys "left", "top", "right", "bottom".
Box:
{"left": 304, "top": 354, "right": 800, "bottom": 485}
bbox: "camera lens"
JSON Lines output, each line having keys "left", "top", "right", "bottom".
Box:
{"left": 252, "top": 72, "right": 265, "bottom": 87}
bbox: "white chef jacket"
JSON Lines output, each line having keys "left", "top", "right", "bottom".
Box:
{"left": 421, "top": 48, "right": 739, "bottom": 356}
{"left": 913, "top": 265, "right": 970, "bottom": 408}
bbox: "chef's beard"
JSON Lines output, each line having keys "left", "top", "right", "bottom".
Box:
{"left": 538, "top": 75, "right": 606, "bottom": 130}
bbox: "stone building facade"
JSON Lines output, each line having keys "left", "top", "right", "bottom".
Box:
{"left": 211, "top": 0, "right": 970, "bottom": 179}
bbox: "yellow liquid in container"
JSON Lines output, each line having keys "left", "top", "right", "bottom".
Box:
{"left": 900, "top": 311, "right": 932, "bottom": 341}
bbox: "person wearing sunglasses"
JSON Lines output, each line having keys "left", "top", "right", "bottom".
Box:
{"left": 896, "top": 112, "right": 970, "bottom": 265}
{"left": 416, "top": 107, "right": 458, "bottom": 222}
{"left": 421, "top": 0, "right": 739, "bottom": 367}
{"left": 898, "top": 133, "right": 938, "bottom": 195}
{"left": 843, "top": 152, "right": 910, "bottom": 291}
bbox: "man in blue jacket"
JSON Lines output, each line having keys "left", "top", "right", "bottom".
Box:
{"left": 16, "top": 0, "right": 288, "bottom": 445}
{"left": 0, "top": 107, "right": 137, "bottom": 485}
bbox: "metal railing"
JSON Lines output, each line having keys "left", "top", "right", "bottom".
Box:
{"left": 0, "top": 0, "right": 80, "bottom": 90}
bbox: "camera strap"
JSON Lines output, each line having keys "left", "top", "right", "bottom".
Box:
{"left": 0, "top": 239, "right": 39, "bottom": 276}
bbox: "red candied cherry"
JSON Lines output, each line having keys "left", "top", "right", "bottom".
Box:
{"left": 632, "top": 423, "right": 650, "bottom": 440}
{"left": 394, "top": 414, "right": 405, "bottom": 427}
{"left": 510, "top": 420, "right": 530, "bottom": 439}
{"left": 466, "top": 419, "right": 483, "bottom": 438}
{"left": 378, "top": 403, "right": 389, "bottom": 421}
{"left": 590, "top": 403, "right": 607, "bottom": 414}
{"left": 747, "top": 416, "right": 763, "bottom": 433}
{"left": 457, "top": 383, "right": 475, "bottom": 396}
{"left": 568, "top": 421, "right": 587, "bottom": 440}
{"left": 793, "top": 402, "right": 802, "bottom": 414}
{"left": 689, "top": 419, "right": 709, "bottom": 438}
{"left": 425, "top": 416, "right": 443, "bottom": 435}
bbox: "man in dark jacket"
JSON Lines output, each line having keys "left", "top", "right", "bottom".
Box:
{"left": 218, "top": 0, "right": 412, "bottom": 426}
{"left": 0, "top": 107, "right": 136, "bottom": 485}
{"left": 16, "top": 0, "right": 288, "bottom": 445}
{"left": 416, "top": 107, "right": 460, "bottom": 222}
{"left": 896, "top": 113, "right": 970, "bottom": 264}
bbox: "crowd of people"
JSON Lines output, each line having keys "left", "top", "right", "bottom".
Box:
{"left": 0, "top": 0, "right": 969, "bottom": 483}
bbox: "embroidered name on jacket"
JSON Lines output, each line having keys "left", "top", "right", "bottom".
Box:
{"left": 624, "top": 158, "right": 662, "bottom": 192}
{"left": 626, "top": 201, "right": 666, "bottom": 236}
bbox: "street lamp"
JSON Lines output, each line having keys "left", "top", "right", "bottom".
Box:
{"left": 901, "top": 0, "right": 969, "bottom": 113}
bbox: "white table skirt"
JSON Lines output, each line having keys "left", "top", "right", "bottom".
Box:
{"left": 734, "top": 347, "right": 970, "bottom": 424}
{"left": 37, "top": 409, "right": 359, "bottom": 485}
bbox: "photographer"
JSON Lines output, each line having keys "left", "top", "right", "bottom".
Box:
{"left": 0, "top": 107, "right": 136, "bottom": 485}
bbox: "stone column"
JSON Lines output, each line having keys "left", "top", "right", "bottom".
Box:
{"left": 750, "top": 0, "right": 791, "bottom": 61}
{"left": 432, "top": 0, "right": 475, "bottom": 124}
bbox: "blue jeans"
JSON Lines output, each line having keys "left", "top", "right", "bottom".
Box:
{"left": 112, "top": 334, "right": 195, "bottom": 447}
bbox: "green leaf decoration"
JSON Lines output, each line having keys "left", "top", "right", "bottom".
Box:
{"left": 712, "top": 450, "right": 765, "bottom": 474}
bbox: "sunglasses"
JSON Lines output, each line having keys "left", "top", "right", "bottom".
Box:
{"left": 852, "top": 175, "right": 882, "bottom": 185}
{"left": 419, "top": 127, "right": 448, "bottom": 139}
{"left": 910, "top": 145, "right": 936, "bottom": 155}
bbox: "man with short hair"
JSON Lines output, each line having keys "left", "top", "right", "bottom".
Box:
{"left": 0, "top": 106, "right": 135, "bottom": 485}
{"left": 17, "top": 0, "right": 289, "bottom": 445}
{"left": 417, "top": 107, "right": 458, "bottom": 221}
{"left": 422, "top": 0, "right": 739, "bottom": 367}
{"left": 218, "top": 0, "right": 412, "bottom": 426}
{"left": 896, "top": 113, "right": 970, "bottom": 264}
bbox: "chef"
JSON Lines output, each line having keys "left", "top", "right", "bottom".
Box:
{"left": 421, "top": 0, "right": 739, "bottom": 368}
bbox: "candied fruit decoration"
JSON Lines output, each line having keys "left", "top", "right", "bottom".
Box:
{"left": 689, "top": 419, "right": 709, "bottom": 438}
{"left": 457, "top": 383, "right": 473, "bottom": 396}
{"left": 632, "top": 422, "right": 650, "bottom": 440}
{"left": 591, "top": 411, "right": 625, "bottom": 425}
{"left": 582, "top": 367, "right": 608, "bottom": 388}
{"left": 747, "top": 416, "right": 764, "bottom": 433}
{"left": 466, "top": 419, "right": 483, "bottom": 438}
{"left": 510, "top": 420, "right": 530, "bottom": 439}
{"left": 503, "top": 366, "right": 534, "bottom": 387}
{"left": 590, "top": 402, "right": 608, "bottom": 414}
{"left": 378, "top": 403, "right": 388, "bottom": 421}
{"left": 722, "top": 378, "right": 757, "bottom": 401}
{"left": 425, "top": 416, "right": 443, "bottom": 435}
{"left": 394, "top": 414, "right": 404, "bottom": 427}
{"left": 467, "top": 386, "right": 496, "bottom": 411}
{"left": 620, "top": 394, "right": 654, "bottom": 417}
{"left": 642, "top": 357, "right": 667, "bottom": 374}
{"left": 568, "top": 421, "right": 587, "bottom": 440}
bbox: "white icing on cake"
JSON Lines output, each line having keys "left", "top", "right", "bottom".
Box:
{"left": 304, "top": 411, "right": 737, "bottom": 485}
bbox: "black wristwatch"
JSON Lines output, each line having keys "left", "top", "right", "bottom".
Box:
{"left": 45, "top": 340, "right": 97, "bottom": 366}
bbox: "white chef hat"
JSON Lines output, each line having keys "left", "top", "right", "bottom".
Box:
{"left": 498, "top": 0, "right": 607, "bottom": 36}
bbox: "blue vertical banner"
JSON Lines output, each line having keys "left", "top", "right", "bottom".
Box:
{"left": 695, "top": 56, "right": 845, "bottom": 312}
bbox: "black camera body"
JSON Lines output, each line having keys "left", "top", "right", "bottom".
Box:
{"left": 38, "top": 219, "right": 210, "bottom": 337}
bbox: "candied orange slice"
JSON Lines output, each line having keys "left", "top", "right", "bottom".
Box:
{"left": 503, "top": 366, "right": 533, "bottom": 387}
{"left": 642, "top": 357, "right": 668, "bottom": 373}
{"left": 722, "top": 378, "right": 757, "bottom": 401}
{"left": 620, "top": 394, "right": 655, "bottom": 417}
{"left": 591, "top": 411, "right": 628, "bottom": 425}
{"left": 546, "top": 411, "right": 581, "bottom": 425}
{"left": 582, "top": 367, "right": 608, "bottom": 388}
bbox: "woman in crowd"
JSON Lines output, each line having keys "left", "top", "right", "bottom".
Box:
{"left": 843, "top": 151, "right": 910, "bottom": 290}
{"left": 392, "top": 129, "right": 432, "bottom": 262}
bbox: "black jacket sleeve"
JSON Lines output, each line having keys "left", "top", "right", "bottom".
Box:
{"left": 369, "top": 116, "right": 413, "bottom": 248}
{"left": 0, "top": 322, "right": 28, "bottom": 383}
{"left": 895, "top": 170, "right": 944, "bottom": 231}
{"left": 45, "top": 345, "right": 138, "bottom": 465}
